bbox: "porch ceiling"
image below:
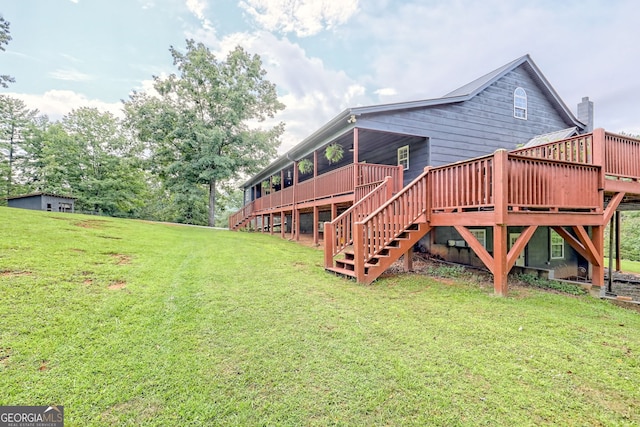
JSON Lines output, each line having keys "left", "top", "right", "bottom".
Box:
{"left": 244, "top": 128, "right": 425, "bottom": 187}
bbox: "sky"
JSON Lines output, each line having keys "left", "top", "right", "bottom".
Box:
{"left": 2, "top": 0, "right": 640, "bottom": 153}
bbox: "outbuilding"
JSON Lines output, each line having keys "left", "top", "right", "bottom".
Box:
{"left": 7, "top": 192, "right": 75, "bottom": 213}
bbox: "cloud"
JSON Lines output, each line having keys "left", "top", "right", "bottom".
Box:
{"left": 5, "top": 90, "right": 124, "bottom": 121}
{"left": 185, "top": 0, "right": 207, "bottom": 20}
{"left": 49, "top": 68, "right": 93, "bottom": 82}
{"left": 209, "top": 31, "right": 369, "bottom": 152}
{"left": 239, "top": 0, "right": 360, "bottom": 37}
{"left": 374, "top": 88, "right": 397, "bottom": 97}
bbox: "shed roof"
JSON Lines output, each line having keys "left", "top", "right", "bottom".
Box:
{"left": 6, "top": 192, "right": 77, "bottom": 201}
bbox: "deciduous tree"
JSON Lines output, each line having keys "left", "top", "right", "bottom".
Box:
{"left": 125, "top": 40, "right": 284, "bottom": 226}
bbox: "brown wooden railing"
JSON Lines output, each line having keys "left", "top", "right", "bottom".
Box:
{"left": 230, "top": 163, "right": 402, "bottom": 229}
{"left": 512, "top": 133, "right": 594, "bottom": 164}
{"left": 431, "top": 157, "right": 494, "bottom": 211}
{"left": 604, "top": 132, "right": 640, "bottom": 179}
{"left": 324, "top": 176, "right": 395, "bottom": 266}
{"left": 507, "top": 155, "right": 600, "bottom": 211}
{"left": 355, "top": 170, "right": 430, "bottom": 263}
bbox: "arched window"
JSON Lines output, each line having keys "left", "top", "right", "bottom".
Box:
{"left": 514, "top": 87, "right": 527, "bottom": 119}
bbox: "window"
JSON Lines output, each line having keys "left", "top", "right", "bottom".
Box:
{"left": 550, "top": 230, "right": 564, "bottom": 259}
{"left": 469, "top": 229, "right": 486, "bottom": 248}
{"left": 514, "top": 87, "right": 527, "bottom": 119}
{"left": 398, "top": 145, "right": 409, "bottom": 170}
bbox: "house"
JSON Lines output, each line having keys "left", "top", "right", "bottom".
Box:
{"left": 7, "top": 192, "right": 76, "bottom": 213}
{"left": 230, "top": 54, "right": 640, "bottom": 295}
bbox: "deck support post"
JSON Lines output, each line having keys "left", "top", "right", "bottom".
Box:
{"left": 280, "top": 211, "right": 285, "bottom": 239}
{"left": 294, "top": 209, "right": 300, "bottom": 241}
{"left": 269, "top": 213, "right": 274, "bottom": 235}
{"left": 313, "top": 205, "right": 319, "bottom": 245}
{"left": 493, "top": 224, "right": 508, "bottom": 296}
{"left": 324, "top": 221, "right": 334, "bottom": 269}
{"left": 615, "top": 211, "right": 621, "bottom": 272}
{"left": 403, "top": 247, "right": 413, "bottom": 272}
{"left": 592, "top": 225, "right": 604, "bottom": 287}
{"left": 353, "top": 222, "right": 365, "bottom": 283}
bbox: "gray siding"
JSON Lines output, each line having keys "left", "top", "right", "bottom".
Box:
{"left": 357, "top": 65, "right": 576, "bottom": 169}
{"left": 8, "top": 195, "right": 75, "bottom": 212}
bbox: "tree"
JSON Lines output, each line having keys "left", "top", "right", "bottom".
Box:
{"left": 1, "top": 16, "right": 15, "bottom": 88}
{"left": 59, "top": 107, "right": 147, "bottom": 216}
{"left": 0, "top": 95, "right": 38, "bottom": 197}
{"left": 125, "top": 40, "right": 284, "bottom": 226}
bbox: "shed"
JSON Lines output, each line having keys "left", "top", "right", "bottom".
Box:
{"left": 7, "top": 192, "right": 76, "bottom": 213}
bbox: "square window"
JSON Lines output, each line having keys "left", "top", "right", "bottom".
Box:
{"left": 398, "top": 145, "right": 409, "bottom": 170}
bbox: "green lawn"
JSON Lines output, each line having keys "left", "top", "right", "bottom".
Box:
{"left": 1, "top": 207, "right": 639, "bottom": 426}
{"left": 605, "top": 257, "right": 640, "bottom": 274}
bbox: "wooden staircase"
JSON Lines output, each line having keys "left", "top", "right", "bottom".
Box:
{"left": 324, "top": 171, "right": 433, "bottom": 284}
{"left": 327, "top": 222, "right": 431, "bottom": 283}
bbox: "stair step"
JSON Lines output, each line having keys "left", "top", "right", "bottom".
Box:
{"left": 325, "top": 266, "right": 357, "bottom": 279}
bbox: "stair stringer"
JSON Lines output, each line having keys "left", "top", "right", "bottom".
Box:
{"left": 360, "top": 222, "right": 432, "bottom": 284}
{"left": 232, "top": 214, "right": 255, "bottom": 231}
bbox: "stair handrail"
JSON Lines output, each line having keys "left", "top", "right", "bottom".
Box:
{"left": 324, "top": 176, "right": 394, "bottom": 268}
{"left": 355, "top": 167, "right": 431, "bottom": 263}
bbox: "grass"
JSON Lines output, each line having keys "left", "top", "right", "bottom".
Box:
{"left": 1, "top": 206, "right": 639, "bottom": 426}
{"left": 605, "top": 257, "right": 640, "bottom": 274}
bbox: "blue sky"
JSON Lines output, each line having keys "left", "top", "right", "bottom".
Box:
{"left": 2, "top": 0, "right": 640, "bottom": 152}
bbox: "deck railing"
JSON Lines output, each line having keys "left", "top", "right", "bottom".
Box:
{"left": 324, "top": 176, "right": 395, "bottom": 266}
{"left": 604, "top": 132, "right": 640, "bottom": 179}
{"left": 431, "top": 157, "right": 494, "bottom": 211}
{"left": 507, "top": 155, "right": 600, "bottom": 211}
{"left": 230, "top": 163, "right": 402, "bottom": 228}
{"left": 511, "top": 133, "right": 594, "bottom": 164}
{"left": 355, "top": 170, "right": 430, "bottom": 263}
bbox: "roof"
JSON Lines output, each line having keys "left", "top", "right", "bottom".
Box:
{"left": 6, "top": 192, "right": 77, "bottom": 201}
{"left": 244, "top": 54, "right": 585, "bottom": 188}
{"left": 523, "top": 127, "right": 579, "bottom": 148}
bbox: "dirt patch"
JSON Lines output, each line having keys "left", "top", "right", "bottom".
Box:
{"left": 107, "top": 253, "right": 131, "bottom": 265}
{"left": 74, "top": 219, "right": 109, "bottom": 229}
{"left": 98, "top": 235, "right": 122, "bottom": 240}
{"left": 1, "top": 270, "right": 32, "bottom": 277}
{"left": 100, "top": 397, "right": 162, "bottom": 425}
{"left": 108, "top": 281, "right": 127, "bottom": 290}
{"left": 38, "top": 360, "right": 48, "bottom": 371}
{"left": 0, "top": 348, "right": 11, "bottom": 367}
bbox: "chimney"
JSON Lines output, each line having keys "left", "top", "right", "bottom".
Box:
{"left": 577, "top": 96, "right": 594, "bottom": 132}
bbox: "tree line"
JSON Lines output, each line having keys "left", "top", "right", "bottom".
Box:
{"left": 1, "top": 18, "right": 283, "bottom": 227}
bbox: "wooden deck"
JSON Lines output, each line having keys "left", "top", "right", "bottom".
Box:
{"left": 232, "top": 129, "right": 640, "bottom": 295}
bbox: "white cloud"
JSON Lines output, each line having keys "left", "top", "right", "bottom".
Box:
{"left": 374, "top": 87, "right": 397, "bottom": 97}
{"left": 185, "top": 0, "right": 207, "bottom": 21}
{"left": 239, "top": 0, "right": 359, "bottom": 37}
{"left": 211, "top": 31, "right": 369, "bottom": 152}
{"left": 49, "top": 68, "right": 93, "bottom": 82}
{"left": 5, "top": 90, "right": 123, "bottom": 122}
